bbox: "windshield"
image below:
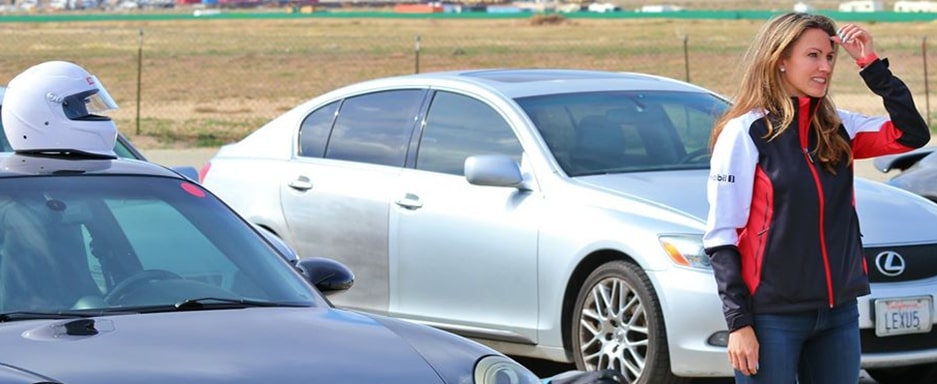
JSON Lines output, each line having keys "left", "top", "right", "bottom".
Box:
{"left": 0, "top": 175, "right": 320, "bottom": 314}
{"left": 516, "top": 90, "right": 729, "bottom": 176}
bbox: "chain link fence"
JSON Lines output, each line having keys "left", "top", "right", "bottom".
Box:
{"left": 0, "top": 12, "right": 935, "bottom": 148}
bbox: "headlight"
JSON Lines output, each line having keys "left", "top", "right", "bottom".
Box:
{"left": 659, "top": 234, "right": 711, "bottom": 270}
{"left": 474, "top": 355, "right": 540, "bottom": 384}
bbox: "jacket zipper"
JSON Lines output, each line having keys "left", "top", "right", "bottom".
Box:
{"left": 798, "top": 97, "right": 835, "bottom": 308}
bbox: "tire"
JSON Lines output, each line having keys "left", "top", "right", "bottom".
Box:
{"left": 866, "top": 363, "right": 937, "bottom": 384}
{"left": 571, "top": 260, "right": 687, "bottom": 384}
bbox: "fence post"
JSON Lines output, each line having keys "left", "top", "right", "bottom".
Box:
{"left": 136, "top": 29, "right": 143, "bottom": 136}
{"left": 415, "top": 35, "right": 421, "bottom": 74}
{"left": 683, "top": 34, "right": 690, "bottom": 83}
{"left": 923, "top": 36, "right": 930, "bottom": 127}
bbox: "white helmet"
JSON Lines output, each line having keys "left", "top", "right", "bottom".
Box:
{"left": 1, "top": 61, "right": 118, "bottom": 158}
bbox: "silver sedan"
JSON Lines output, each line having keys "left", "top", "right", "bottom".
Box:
{"left": 200, "top": 69, "right": 937, "bottom": 384}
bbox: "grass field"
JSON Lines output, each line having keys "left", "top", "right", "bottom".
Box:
{"left": 1, "top": 14, "right": 935, "bottom": 148}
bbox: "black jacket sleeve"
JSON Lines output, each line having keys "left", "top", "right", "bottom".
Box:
{"left": 706, "top": 245, "right": 753, "bottom": 332}
{"left": 860, "top": 58, "right": 931, "bottom": 149}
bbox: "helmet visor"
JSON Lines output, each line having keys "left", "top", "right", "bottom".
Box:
{"left": 62, "top": 76, "right": 119, "bottom": 121}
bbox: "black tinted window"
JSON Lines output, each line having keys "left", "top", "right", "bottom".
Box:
{"left": 416, "top": 91, "right": 522, "bottom": 175}
{"left": 325, "top": 90, "right": 424, "bottom": 167}
{"left": 517, "top": 91, "right": 727, "bottom": 176}
{"left": 298, "top": 101, "right": 339, "bottom": 158}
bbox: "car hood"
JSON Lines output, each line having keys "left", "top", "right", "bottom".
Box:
{"left": 0, "top": 307, "right": 477, "bottom": 384}
{"left": 576, "top": 170, "right": 937, "bottom": 244}
{"left": 575, "top": 170, "right": 710, "bottom": 222}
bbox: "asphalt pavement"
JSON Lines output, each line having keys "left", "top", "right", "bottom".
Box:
{"left": 143, "top": 147, "right": 219, "bottom": 170}
{"left": 511, "top": 356, "right": 878, "bottom": 383}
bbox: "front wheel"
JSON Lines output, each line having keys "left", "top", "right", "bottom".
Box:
{"left": 867, "top": 363, "right": 937, "bottom": 384}
{"left": 571, "top": 260, "right": 687, "bottom": 384}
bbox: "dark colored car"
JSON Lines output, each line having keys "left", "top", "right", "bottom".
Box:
{"left": 0, "top": 142, "right": 570, "bottom": 384}
{"left": 874, "top": 146, "right": 937, "bottom": 203}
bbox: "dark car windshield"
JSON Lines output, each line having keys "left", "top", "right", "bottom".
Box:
{"left": 516, "top": 90, "right": 729, "bottom": 176}
{"left": 0, "top": 174, "right": 319, "bottom": 314}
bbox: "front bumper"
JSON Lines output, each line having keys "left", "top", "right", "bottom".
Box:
{"left": 649, "top": 267, "right": 733, "bottom": 377}
{"left": 857, "top": 277, "right": 937, "bottom": 368}
{"left": 651, "top": 270, "right": 937, "bottom": 377}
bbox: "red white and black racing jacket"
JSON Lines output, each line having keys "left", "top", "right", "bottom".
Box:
{"left": 703, "top": 58, "right": 931, "bottom": 332}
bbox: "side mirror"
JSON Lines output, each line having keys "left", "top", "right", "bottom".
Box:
{"left": 464, "top": 154, "right": 527, "bottom": 189}
{"left": 296, "top": 257, "right": 355, "bottom": 295}
{"left": 252, "top": 225, "right": 353, "bottom": 295}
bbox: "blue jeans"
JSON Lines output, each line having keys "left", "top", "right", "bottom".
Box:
{"left": 734, "top": 300, "right": 860, "bottom": 384}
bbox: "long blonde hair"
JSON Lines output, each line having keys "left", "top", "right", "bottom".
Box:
{"left": 711, "top": 12, "right": 852, "bottom": 173}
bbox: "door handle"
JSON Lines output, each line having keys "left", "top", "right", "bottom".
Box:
{"left": 288, "top": 176, "right": 313, "bottom": 191}
{"left": 394, "top": 193, "right": 423, "bottom": 210}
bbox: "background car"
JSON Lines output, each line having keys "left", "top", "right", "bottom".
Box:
{"left": 0, "top": 136, "right": 581, "bottom": 383}
{"left": 199, "top": 68, "right": 937, "bottom": 384}
{"left": 873, "top": 146, "right": 937, "bottom": 203}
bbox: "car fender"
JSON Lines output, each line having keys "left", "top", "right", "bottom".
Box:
{"left": 202, "top": 156, "right": 293, "bottom": 246}
{"left": 532, "top": 191, "right": 709, "bottom": 339}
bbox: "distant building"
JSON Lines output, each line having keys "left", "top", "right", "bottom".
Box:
{"left": 838, "top": 0, "right": 883, "bottom": 11}
{"left": 635, "top": 4, "right": 682, "bottom": 12}
{"left": 588, "top": 1, "right": 619, "bottom": 12}
{"left": 894, "top": 0, "right": 937, "bottom": 12}
{"left": 793, "top": 1, "right": 814, "bottom": 12}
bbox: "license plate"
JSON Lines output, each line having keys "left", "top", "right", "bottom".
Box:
{"left": 874, "top": 296, "right": 933, "bottom": 337}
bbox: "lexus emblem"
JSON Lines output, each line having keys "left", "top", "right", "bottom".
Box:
{"left": 874, "top": 251, "right": 906, "bottom": 277}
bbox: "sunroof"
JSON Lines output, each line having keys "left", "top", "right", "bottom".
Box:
{"left": 461, "top": 69, "right": 646, "bottom": 83}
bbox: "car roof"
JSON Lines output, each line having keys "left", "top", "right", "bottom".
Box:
{"left": 0, "top": 152, "right": 184, "bottom": 179}
{"left": 333, "top": 68, "right": 718, "bottom": 99}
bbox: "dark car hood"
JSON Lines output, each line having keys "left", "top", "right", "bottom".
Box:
{"left": 0, "top": 307, "right": 469, "bottom": 384}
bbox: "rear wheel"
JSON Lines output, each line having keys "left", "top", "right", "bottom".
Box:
{"left": 571, "top": 260, "right": 687, "bottom": 384}
{"left": 867, "top": 363, "right": 937, "bottom": 384}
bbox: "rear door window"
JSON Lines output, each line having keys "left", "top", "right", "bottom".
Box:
{"left": 324, "top": 90, "right": 425, "bottom": 167}
{"left": 298, "top": 101, "right": 339, "bottom": 158}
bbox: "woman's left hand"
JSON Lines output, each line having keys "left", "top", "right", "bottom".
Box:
{"left": 833, "top": 23, "right": 876, "bottom": 62}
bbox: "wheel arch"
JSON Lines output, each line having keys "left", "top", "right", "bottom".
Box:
{"left": 560, "top": 249, "right": 642, "bottom": 353}
{"left": 559, "top": 249, "right": 689, "bottom": 383}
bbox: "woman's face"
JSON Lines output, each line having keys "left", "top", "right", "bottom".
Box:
{"left": 779, "top": 28, "right": 836, "bottom": 98}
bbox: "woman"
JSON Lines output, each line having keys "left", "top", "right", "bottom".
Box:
{"left": 703, "top": 12, "right": 930, "bottom": 383}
